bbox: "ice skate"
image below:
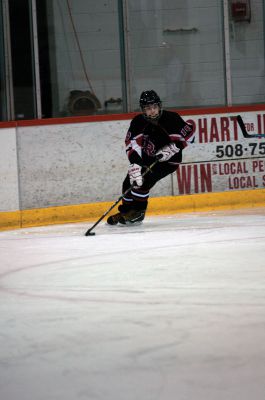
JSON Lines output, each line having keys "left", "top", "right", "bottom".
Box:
{"left": 107, "top": 209, "right": 145, "bottom": 226}
{"left": 107, "top": 212, "right": 125, "bottom": 225}
{"left": 121, "top": 209, "right": 145, "bottom": 225}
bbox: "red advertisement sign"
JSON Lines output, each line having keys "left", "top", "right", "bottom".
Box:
{"left": 174, "top": 112, "right": 265, "bottom": 195}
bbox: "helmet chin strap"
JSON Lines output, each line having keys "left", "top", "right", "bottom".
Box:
{"left": 143, "top": 108, "right": 162, "bottom": 121}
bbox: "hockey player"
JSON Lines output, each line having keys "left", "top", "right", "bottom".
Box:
{"left": 107, "top": 90, "right": 194, "bottom": 225}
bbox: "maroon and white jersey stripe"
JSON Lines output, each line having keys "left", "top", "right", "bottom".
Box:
{"left": 125, "top": 110, "right": 194, "bottom": 166}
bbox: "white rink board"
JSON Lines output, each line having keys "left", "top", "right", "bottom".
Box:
{"left": 16, "top": 120, "right": 173, "bottom": 209}
{"left": 0, "top": 109, "right": 264, "bottom": 212}
{"left": 0, "top": 128, "right": 19, "bottom": 212}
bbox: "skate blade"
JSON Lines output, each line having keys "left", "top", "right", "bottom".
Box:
{"left": 119, "top": 220, "right": 143, "bottom": 226}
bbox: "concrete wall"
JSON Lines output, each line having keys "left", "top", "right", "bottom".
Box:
{"left": 47, "top": 0, "right": 265, "bottom": 115}
{"left": 0, "top": 107, "right": 265, "bottom": 214}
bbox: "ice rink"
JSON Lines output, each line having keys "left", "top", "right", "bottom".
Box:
{"left": 0, "top": 208, "right": 265, "bottom": 400}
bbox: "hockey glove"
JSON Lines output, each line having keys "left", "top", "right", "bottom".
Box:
{"left": 128, "top": 163, "right": 143, "bottom": 186}
{"left": 156, "top": 143, "right": 180, "bottom": 162}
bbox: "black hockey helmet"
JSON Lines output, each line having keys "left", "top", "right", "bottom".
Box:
{"left": 139, "top": 90, "right": 161, "bottom": 110}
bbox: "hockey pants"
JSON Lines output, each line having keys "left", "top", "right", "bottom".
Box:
{"left": 121, "top": 162, "right": 180, "bottom": 212}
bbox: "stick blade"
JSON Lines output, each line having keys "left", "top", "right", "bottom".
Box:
{"left": 85, "top": 230, "right": 96, "bottom": 236}
{"left": 237, "top": 115, "right": 265, "bottom": 138}
{"left": 236, "top": 115, "right": 251, "bottom": 138}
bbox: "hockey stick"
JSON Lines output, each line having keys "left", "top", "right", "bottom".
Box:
{"left": 85, "top": 159, "right": 160, "bottom": 236}
{"left": 237, "top": 115, "right": 265, "bottom": 138}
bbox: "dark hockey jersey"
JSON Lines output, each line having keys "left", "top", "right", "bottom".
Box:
{"left": 125, "top": 110, "right": 194, "bottom": 166}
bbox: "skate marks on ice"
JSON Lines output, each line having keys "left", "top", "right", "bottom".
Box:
{"left": 0, "top": 208, "right": 265, "bottom": 400}
{"left": 0, "top": 207, "right": 265, "bottom": 303}
{"left": 1, "top": 207, "right": 265, "bottom": 242}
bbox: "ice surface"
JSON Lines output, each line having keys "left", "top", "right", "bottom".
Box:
{"left": 0, "top": 209, "right": 265, "bottom": 400}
